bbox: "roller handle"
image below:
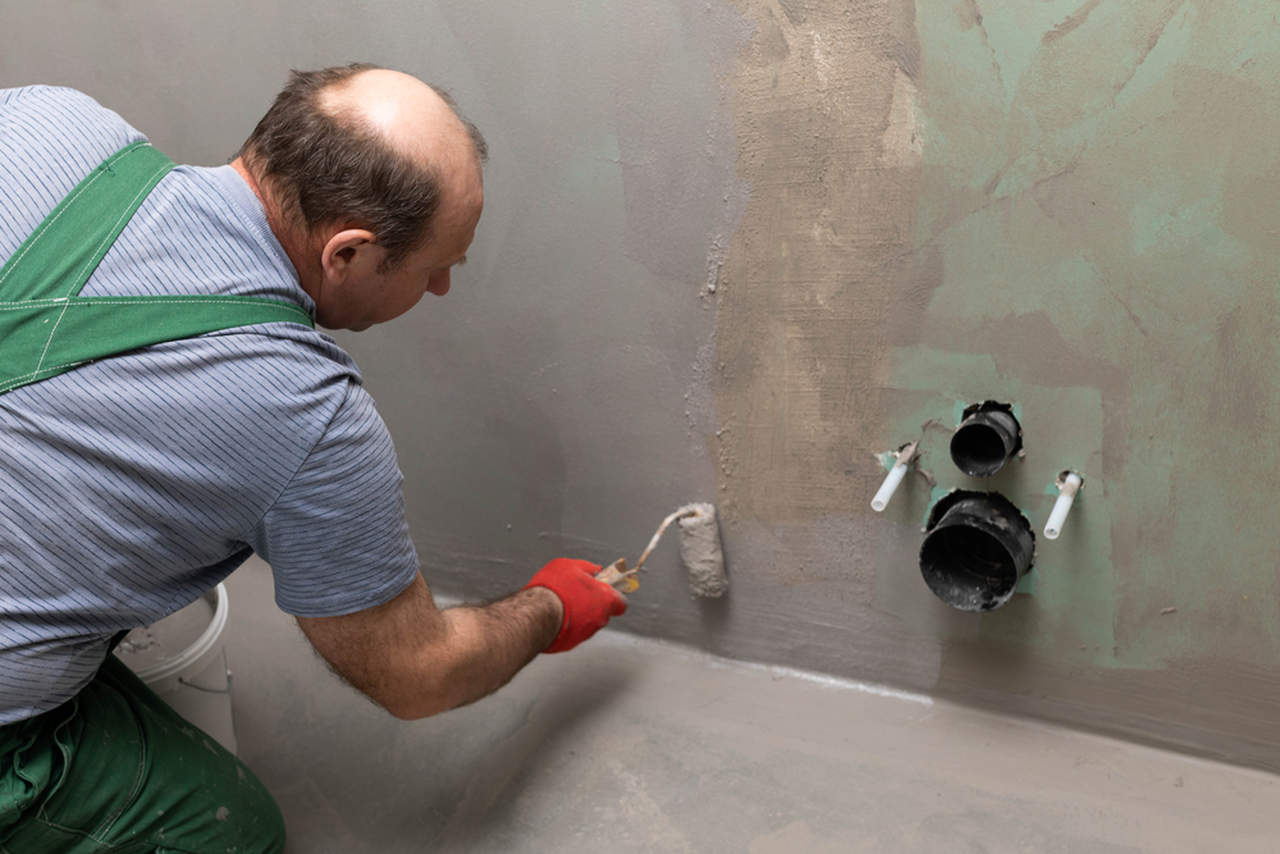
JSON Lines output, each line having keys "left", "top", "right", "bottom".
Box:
{"left": 596, "top": 559, "right": 640, "bottom": 594}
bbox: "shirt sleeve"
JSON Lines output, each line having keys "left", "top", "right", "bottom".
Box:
{"left": 248, "top": 382, "right": 421, "bottom": 617}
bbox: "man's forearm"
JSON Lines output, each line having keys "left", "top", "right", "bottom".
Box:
{"left": 297, "top": 561, "right": 623, "bottom": 721}
{"left": 297, "top": 574, "right": 562, "bottom": 721}
{"left": 431, "top": 586, "right": 563, "bottom": 712}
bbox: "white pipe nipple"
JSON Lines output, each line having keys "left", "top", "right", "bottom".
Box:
{"left": 1044, "top": 471, "right": 1083, "bottom": 540}
{"left": 871, "top": 462, "right": 909, "bottom": 512}
{"left": 872, "top": 441, "right": 919, "bottom": 513}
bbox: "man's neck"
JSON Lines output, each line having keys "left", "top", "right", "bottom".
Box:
{"left": 229, "top": 156, "right": 316, "bottom": 295}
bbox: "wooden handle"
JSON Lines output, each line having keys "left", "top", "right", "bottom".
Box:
{"left": 596, "top": 559, "right": 639, "bottom": 594}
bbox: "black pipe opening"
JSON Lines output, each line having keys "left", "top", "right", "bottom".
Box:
{"left": 919, "top": 491, "right": 1034, "bottom": 612}
{"left": 950, "top": 401, "right": 1022, "bottom": 477}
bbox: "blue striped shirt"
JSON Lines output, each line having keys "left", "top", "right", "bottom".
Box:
{"left": 0, "top": 85, "right": 420, "bottom": 723}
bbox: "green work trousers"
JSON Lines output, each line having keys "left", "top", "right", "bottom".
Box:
{"left": 0, "top": 655, "right": 284, "bottom": 853}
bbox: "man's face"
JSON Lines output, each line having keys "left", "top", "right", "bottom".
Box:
{"left": 328, "top": 176, "right": 483, "bottom": 332}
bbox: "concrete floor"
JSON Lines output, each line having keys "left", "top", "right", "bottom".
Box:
{"left": 222, "top": 558, "right": 1280, "bottom": 853}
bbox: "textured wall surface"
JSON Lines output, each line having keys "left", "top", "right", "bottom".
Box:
{"left": 4, "top": 0, "right": 1278, "bottom": 771}
{"left": 712, "top": 0, "right": 1280, "bottom": 770}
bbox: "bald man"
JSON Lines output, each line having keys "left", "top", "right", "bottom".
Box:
{"left": 0, "top": 65, "right": 625, "bottom": 852}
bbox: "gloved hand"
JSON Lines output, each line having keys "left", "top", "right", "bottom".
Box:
{"left": 524, "top": 558, "right": 628, "bottom": 653}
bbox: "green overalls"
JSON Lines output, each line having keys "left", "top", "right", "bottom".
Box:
{"left": 0, "top": 141, "right": 311, "bottom": 395}
{"left": 0, "top": 143, "right": 305, "bottom": 853}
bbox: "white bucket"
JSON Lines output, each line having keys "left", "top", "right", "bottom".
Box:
{"left": 115, "top": 583, "right": 237, "bottom": 754}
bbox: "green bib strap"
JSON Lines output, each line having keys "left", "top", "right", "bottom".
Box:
{"left": 0, "top": 296, "right": 314, "bottom": 394}
{"left": 0, "top": 142, "right": 314, "bottom": 396}
{"left": 0, "top": 142, "right": 176, "bottom": 303}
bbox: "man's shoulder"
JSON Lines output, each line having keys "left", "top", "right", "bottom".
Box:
{"left": 0, "top": 85, "right": 145, "bottom": 239}
{"left": 0, "top": 83, "right": 143, "bottom": 152}
{"left": 1, "top": 84, "right": 131, "bottom": 127}
{"left": 3, "top": 84, "right": 89, "bottom": 103}
{"left": 1, "top": 84, "right": 72, "bottom": 108}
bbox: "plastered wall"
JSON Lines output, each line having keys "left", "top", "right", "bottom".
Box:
{"left": 713, "top": 0, "right": 1280, "bottom": 770}
{"left": 4, "top": 0, "right": 1278, "bottom": 771}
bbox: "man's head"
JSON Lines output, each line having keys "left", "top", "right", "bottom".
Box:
{"left": 235, "top": 64, "right": 486, "bottom": 330}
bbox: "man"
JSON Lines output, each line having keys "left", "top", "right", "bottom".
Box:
{"left": 0, "top": 64, "right": 626, "bottom": 852}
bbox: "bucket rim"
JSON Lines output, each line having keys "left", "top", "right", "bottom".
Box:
{"left": 129, "top": 583, "right": 229, "bottom": 684}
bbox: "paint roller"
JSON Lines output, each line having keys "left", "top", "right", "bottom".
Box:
{"left": 596, "top": 503, "right": 729, "bottom": 598}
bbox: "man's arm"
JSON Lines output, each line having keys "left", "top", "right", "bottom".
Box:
{"left": 295, "top": 559, "right": 624, "bottom": 719}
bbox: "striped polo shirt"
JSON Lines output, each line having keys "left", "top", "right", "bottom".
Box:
{"left": 0, "top": 85, "right": 420, "bottom": 724}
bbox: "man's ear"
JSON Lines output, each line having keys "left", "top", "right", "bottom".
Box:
{"left": 319, "top": 228, "right": 380, "bottom": 287}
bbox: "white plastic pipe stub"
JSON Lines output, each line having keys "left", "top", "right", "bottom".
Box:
{"left": 871, "top": 462, "right": 909, "bottom": 512}
{"left": 1044, "top": 471, "right": 1083, "bottom": 540}
{"left": 871, "top": 442, "right": 918, "bottom": 513}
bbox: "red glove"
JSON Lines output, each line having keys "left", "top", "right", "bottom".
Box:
{"left": 524, "top": 558, "right": 628, "bottom": 653}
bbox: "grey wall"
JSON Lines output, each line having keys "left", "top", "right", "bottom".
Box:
{"left": 7, "top": 0, "right": 1280, "bottom": 773}
{"left": 0, "top": 2, "right": 745, "bottom": 610}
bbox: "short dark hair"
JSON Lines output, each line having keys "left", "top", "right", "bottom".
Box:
{"left": 239, "top": 63, "right": 487, "bottom": 270}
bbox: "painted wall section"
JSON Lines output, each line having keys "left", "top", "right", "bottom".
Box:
{"left": 3, "top": 0, "right": 1278, "bottom": 771}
